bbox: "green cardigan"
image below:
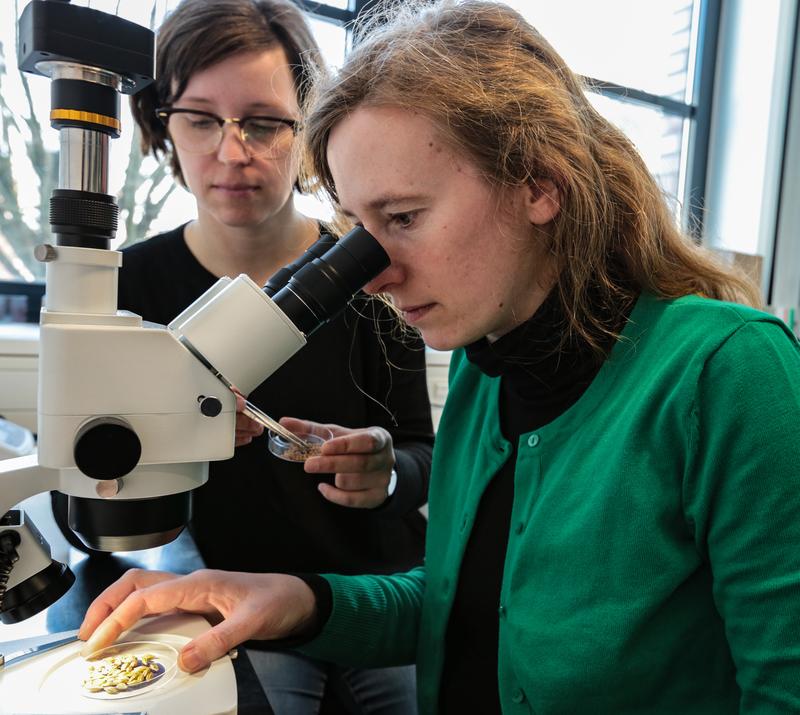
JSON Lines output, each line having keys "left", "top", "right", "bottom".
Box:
{"left": 303, "top": 293, "right": 800, "bottom": 714}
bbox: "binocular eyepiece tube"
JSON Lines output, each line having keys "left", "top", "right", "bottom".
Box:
{"left": 268, "top": 226, "right": 389, "bottom": 337}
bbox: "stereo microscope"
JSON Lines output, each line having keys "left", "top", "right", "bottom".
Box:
{"left": 0, "top": 0, "right": 387, "bottom": 625}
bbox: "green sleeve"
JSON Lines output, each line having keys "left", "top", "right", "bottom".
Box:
{"left": 300, "top": 566, "right": 425, "bottom": 667}
{"left": 685, "top": 319, "right": 800, "bottom": 712}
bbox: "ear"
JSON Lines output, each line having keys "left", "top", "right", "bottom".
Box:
{"left": 522, "top": 178, "right": 561, "bottom": 226}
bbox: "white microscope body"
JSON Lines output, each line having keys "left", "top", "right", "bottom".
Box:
{"left": 0, "top": 0, "right": 386, "bottom": 626}
{"left": 0, "top": 243, "right": 309, "bottom": 610}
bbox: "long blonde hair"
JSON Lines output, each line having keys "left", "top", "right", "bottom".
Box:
{"left": 301, "top": 0, "right": 761, "bottom": 354}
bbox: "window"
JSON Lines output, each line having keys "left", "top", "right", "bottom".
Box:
{"left": 504, "top": 0, "right": 707, "bottom": 227}
{"left": 0, "top": 0, "right": 354, "bottom": 282}
{"left": 0, "top": 0, "right": 790, "bottom": 297}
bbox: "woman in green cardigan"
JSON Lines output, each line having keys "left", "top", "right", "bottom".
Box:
{"left": 80, "top": 1, "right": 800, "bottom": 712}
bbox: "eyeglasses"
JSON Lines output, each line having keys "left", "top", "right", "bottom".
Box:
{"left": 155, "top": 107, "right": 297, "bottom": 158}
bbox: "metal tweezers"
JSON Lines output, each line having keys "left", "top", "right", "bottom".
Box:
{"left": 241, "top": 399, "right": 312, "bottom": 452}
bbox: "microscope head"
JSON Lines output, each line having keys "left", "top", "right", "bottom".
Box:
{"left": 63, "top": 224, "right": 388, "bottom": 553}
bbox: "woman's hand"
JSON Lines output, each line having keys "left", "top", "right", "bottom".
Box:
{"left": 78, "top": 568, "right": 317, "bottom": 673}
{"left": 234, "top": 391, "right": 264, "bottom": 446}
{"left": 280, "top": 417, "right": 396, "bottom": 508}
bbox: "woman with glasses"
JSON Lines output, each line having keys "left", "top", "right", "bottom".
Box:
{"left": 72, "top": 0, "right": 433, "bottom": 712}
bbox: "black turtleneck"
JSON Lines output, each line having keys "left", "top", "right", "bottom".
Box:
{"left": 439, "top": 291, "right": 613, "bottom": 714}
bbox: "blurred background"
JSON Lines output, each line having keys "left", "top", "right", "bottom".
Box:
{"left": 0, "top": 0, "right": 798, "bottom": 315}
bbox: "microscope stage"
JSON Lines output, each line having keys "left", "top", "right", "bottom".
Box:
{"left": 0, "top": 613, "right": 237, "bottom": 714}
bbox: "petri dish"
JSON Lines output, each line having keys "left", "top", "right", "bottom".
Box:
{"left": 80, "top": 639, "right": 178, "bottom": 700}
{"left": 268, "top": 427, "right": 332, "bottom": 462}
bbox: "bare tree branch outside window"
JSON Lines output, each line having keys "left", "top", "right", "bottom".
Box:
{"left": 0, "top": 0, "right": 178, "bottom": 281}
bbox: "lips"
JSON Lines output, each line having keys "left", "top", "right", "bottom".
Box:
{"left": 398, "top": 303, "right": 434, "bottom": 325}
{"left": 212, "top": 183, "right": 259, "bottom": 191}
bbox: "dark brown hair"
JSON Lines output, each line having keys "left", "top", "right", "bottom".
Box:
{"left": 302, "top": 0, "right": 762, "bottom": 355}
{"left": 132, "top": 0, "right": 322, "bottom": 186}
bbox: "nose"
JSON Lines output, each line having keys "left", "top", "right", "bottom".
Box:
{"left": 216, "top": 124, "right": 250, "bottom": 165}
{"left": 362, "top": 265, "right": 394, "bottom": 296}
{"left": 362, "top": 246, "right": 402, "bottom": 296}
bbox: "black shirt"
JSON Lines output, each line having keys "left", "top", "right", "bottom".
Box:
{"left": 117, "top": 224, "right": 434, "bottom": 576}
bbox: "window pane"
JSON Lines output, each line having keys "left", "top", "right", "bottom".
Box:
{"left": 503, "top": 0, "right": 698, "bottom": 100}
{"left": 588, "top": 94, "right": 687, "bottom": 206}
{"left": 309, "top": 16, "right": 347, "bottom": 69}
{"left": 313, "top": 0, "right": 350, "bottom": 9}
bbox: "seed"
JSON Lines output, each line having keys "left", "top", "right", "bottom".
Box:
{"left": 83, "top": 653, "right": 164, "bottom": 695}
{"left": 281, "top": 442, "right": 323, "bottom": 461}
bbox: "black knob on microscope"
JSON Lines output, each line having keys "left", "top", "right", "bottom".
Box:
{"left": 73, "top": 417, "right": 142, "bottom": 479}
{"left": 198, "top": 395, "right": 223, "bottom": 417}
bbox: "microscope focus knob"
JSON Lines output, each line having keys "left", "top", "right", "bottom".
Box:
{"left": 198, "top": 395, "right": 223, "bottom": 417}
{"left": 74, "top": 417, "right": 142, "bottom": 479}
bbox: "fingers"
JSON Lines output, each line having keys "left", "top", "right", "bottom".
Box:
{"left": 318, "top": 481, "right": 388, "bottom": 508}
{"left": 304, "top": 452, "right": 390, "bottom": 475}
{"left": 80, "top": 571, "right": 205, "bottom": 656}
{"left": 178, "top": 611, "right": 258, "bottom": 672}
{"left": 81, "top": 594, "right": 150, "bottom": 657}
{"left": 279, "top": 417, "right": 348, "bottom": 440}
{"left": 178, "top": 574, "right": 318, "bottom": 673}
{"left": 79, "top": 569, "right": 175, "bottom": 642}
{"left": 235, "top": 407, "right": 263, "bottom": 446}
{"left": 323, "top": 428, "right": 389, "bottom": 455}
{"left": 304, "top": 429, "right": 392, "bottom": 476}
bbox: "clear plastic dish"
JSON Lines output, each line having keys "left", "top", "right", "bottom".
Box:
{"left": 79, "top": 639, "right": 178, "bottom": 700}
{"left": 268, "top": 427, "right": 332, "bottom": 462}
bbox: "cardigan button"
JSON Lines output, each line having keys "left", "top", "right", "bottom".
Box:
{"left": 527, "top": 433, "right": 540, "bottom": 448}
{"left": 498, "top": 604, "right": 506, "bottom": 618}
{"left": 511, "top": 688, "right": 525, "bottom": 704}
{"left": 515, "top": 521, "right": 524, "bottom": 535}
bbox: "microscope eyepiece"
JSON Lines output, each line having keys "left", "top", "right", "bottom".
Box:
{"left": 270, "top": 226, "right": 389, "bottom": 336}
{"left": 263, "top": 233, "right": 337, "bottom": 298}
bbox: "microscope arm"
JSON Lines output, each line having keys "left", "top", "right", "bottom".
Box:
{"left": 0, "top": 454, "right": 71, "bottom": 622}
{"left": 0, "top": 453, "right": 59, "bottom": 517}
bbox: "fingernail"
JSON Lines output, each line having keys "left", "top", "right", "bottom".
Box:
{"left": 180, "top": 646, "right": 202, "bottom": 672}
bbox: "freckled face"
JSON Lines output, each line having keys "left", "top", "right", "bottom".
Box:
{"left": 327, "top": 106, "right": 556, "bottom": 350}
{"left": 171, "top": 48, "right": 299, "bottom": 229}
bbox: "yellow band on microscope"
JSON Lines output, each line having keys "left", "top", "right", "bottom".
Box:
{"left": 50, "top": 109, "right": 120, "bottom": 131}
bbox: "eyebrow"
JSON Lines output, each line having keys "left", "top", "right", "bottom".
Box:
{"left": 176, "top": 96, "right": 292, "bottom": 115}
{"left": 342, "top": 194, "right": 429, "bottom": 219}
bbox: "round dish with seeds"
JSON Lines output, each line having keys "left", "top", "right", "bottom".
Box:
{"left": 82, "top": 652, "right": 165, "bottom": 694}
